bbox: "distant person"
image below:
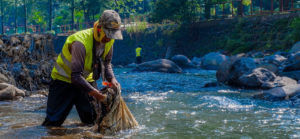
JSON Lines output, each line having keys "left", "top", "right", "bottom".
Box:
{"left": 135, "top": 45, "right": 142, "bottom": 64}
{"left": 42, "top": 10, "right": 122, "bottom": 126}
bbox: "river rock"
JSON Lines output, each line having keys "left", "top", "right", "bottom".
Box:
{"left": 288, "top": 51, "right": 300, "bottom": 62}
{"left": 216, "top": 56, "right": 240, "bottom": 83}
{"left": 227, "top": 57, "right": 257, "bottom": 85}
{"left": 283, "top": 61, "right": 300, "bottom": 72}
{"left": 0, "top": 83, "right": 25, "bottom": 100}
{"left": 290, "top": 41, "right": 300, "bottom": 53}
{"left": 9, "top": 36, "right": 21, "bottom": 46}
{"left": 171, "top": 54, "right": 195, "bottom": 68}
{"left": 280, "top": 70, "right": 300, "bottom": 81}
{"left": 134, "top": 59, "right": 182, "bottom": 73}
{"left": 261, "top": 76, "right": 297, "bottom": 89}
{"left": 238, "top": 68, "right": 276, "bottom": 88}
{"left": 191, "top": 57, "right": 201, "bottom": 66}
{"left": 201, "top": 52, "right": 227, "bottom": 70}
{"left": 261, "top": 84, "right": 300, "bottom": 100}
{"left": 263, "top": 54, "right": 287, "bottom": 66}
{"left": 258, "top": 63, "right": 279, "bottom": 74}
{"left": 126, "top": 63, "right": 137, "bottom": 68}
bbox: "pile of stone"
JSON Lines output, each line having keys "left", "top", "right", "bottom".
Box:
{"left": 216, "top": 42, "right": 300, "bottom": 100}
{"left": 0, "top": 34, "right": 56, "bottom": 100}
{"left": 130, "top": 52, "right": 227, "bottom": 73}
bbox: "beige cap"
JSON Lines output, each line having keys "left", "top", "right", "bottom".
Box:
{"left": 99, "top": 10, "right": 123, "bottom": 40}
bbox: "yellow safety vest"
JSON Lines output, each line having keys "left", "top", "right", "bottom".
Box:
{"left": 51, "top": 28, "right": 115, "bottom": 83}
{"left": 136, "top": 47, "right": 142, "bottom": 57}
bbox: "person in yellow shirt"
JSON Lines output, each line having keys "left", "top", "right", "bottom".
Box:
{"left": 135, "top": 45, "right": 142, "bottom": 64}
{"left": 42, "top": 10, "right": 122, "bottom": 126}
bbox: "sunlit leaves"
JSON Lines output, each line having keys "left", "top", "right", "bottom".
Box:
{"left": 242, "top": 0, "right": 251, "bottom": 6}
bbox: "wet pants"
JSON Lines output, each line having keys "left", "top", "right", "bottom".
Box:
{"left": 42, "top": 79, "right": 96, "bottom": 126}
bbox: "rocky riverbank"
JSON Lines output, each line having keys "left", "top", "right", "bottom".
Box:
{"left": 0, "top": 34, "right": 56, "bottom": 100}
{"left": 129, "top": 41, "right": 300, "bottom": 101}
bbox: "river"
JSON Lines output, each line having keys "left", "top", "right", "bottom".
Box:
{"left": 0, "top": 68, "right": 300, "bottom": 138}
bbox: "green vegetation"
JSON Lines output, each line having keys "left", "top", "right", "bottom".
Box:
{"left": 210, "top": 17, "right": 298, "bottom": 54}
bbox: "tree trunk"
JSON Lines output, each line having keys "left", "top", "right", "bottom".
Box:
{"left": 280, "top": 0, "right": 283, "bottom": 11}
{"left": 48, "top": 0, "right": 52, "bottom": 31}
{"left": 23, "top": 0, "right": 27, "bottom": 33}
{"left": 283, "top": 0, "right": 289, "bottom": 11}
{"left": 71, "top": 0, "right": 74, "bottom": 30}
{"left": 15, "top": 0, "right": 17, "bottom": 34}
{"left": 237, "top": 0, "right": 243, "bottom": 16}
{"left": 204, "top": 0, "right": 211, "bottom": 19}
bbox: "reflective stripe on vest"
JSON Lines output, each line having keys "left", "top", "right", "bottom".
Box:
{"left": 51, "top": 28, "right": 115, "bottom": 83}
{"left": 136, "top": 47, "right": 141, "bottom": 57}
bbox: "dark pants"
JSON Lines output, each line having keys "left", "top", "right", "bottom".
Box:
{"left": 136, "top": 56, "right": 142, "bottom": 64}
{"left": 42, "top": 79, "right": 96, "bottom": 126}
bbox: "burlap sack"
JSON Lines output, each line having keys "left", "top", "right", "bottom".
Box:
{"left": 93, "top": 86, "right": 138, "bottom": 135}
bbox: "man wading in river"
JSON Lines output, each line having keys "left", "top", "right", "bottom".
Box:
{"left": 42, "top": 10, "right": 122, "bottom": 126}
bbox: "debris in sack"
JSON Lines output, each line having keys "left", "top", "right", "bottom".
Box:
{"left": 92, "top": 86, "right": 138, "bottom": 135}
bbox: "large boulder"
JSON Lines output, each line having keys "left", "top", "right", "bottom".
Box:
{"left": 238, "top": 68, "right": 276, "bottom": 88}
{"left": 0, "top": 83, "right": 25, "bottom": 100}
{"left": 216, "top": 56, "right": 240, "bottom": 83}
{"left": 134, "top": 59, "right": 182, "bottom": 73}
{"left": 288, "top": 51, "right": 300, "bottom": 63}
{"left": 290, "top": 41, "right": 300, "bottom": 53}
{"left": 171, "top": 55, "right": 195, "bottom": 68}
{"left": 280, "top": 70, "right": 300, "bottom": 81}
{"left": 257, "top": 63, "right": 279, "bottom": 74}
{"left": 261, "top": 76, "right": 297, "bottom": 89}
{"left": 283, "top": 61, "right": 300, "bottom": 72}
{"left": 201, "top": 52, "right": 228, "bottom": 70}
{"left": 263, "top": 54, "right": 287, "bottom": 66}
{"left": 260, "top": 84, "right": 300, "bottom": 100}
{"left": 227, "top": 57, "right": 257, "bottom": 85}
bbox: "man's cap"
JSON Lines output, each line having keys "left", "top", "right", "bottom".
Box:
{"left": 99, "top": 10, "right": 123, "bottom": 40}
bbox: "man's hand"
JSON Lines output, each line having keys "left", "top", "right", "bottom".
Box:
{"left": 110, "top": 78, "right": 119, "bottom": 88}
{"left": 88, "top": 89, "right": 107, "bottom": 102}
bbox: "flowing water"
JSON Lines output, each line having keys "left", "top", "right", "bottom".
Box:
{"left": 1, "top": 68, "right": 300, "bottom": 138}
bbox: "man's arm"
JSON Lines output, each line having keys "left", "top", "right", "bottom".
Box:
{"left": 71, "top": 41, "right": 107, "bottom": 101}
{"left": 70, "top": 41, "right": 96, "bottom": 93}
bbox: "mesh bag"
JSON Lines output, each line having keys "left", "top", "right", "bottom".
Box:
{"left": 93, "top": 86, "right": 138, "bottom": 135}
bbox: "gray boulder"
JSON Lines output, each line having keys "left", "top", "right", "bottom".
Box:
{"left": 288, "top": 51, "right": 300, "bottom": 62}
{"left": 261, "top": 76, "right": 297, "bottom": 89}
{"left": 171, "top": 55, "right": 196, "bottom": 68}
{"left": 216, "top": 56, "right": 240, "bottom": 83}
{"left": 238, "top": 68, "right": 276, "bottom": 88}
{"left": 201, "top": 52, "right": 228, "bottom": 70}
{"left": 283, "top": 61, "right": 300, "bottom": 72}
{"left": 280, "top": 70, "right": 300, "bottom": 81}
{"left": 263, "top": 54, "right": 287, "bottom": 66}
{"left": 134, "top": 59, "right": 182, "bottom": 73}
{"left": 290, "top": 41, "right": 300, "bottom": 53}
{"left": 191, "top": 57, "right": 201, "bottom": 66}
{"left": 126, "top": 63, "right": 137, "bottom": 68}
{"left": 0, "top": 83, "right": 25, "bottom": 100}
{"left": 261, "top": 84, "right": 300, "bottom": 100}
{"left": 258, "top": 63, "right": 279, "bottom": 74}
{"left": 227, "top": 57, "right": 257, "bottom": 85}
